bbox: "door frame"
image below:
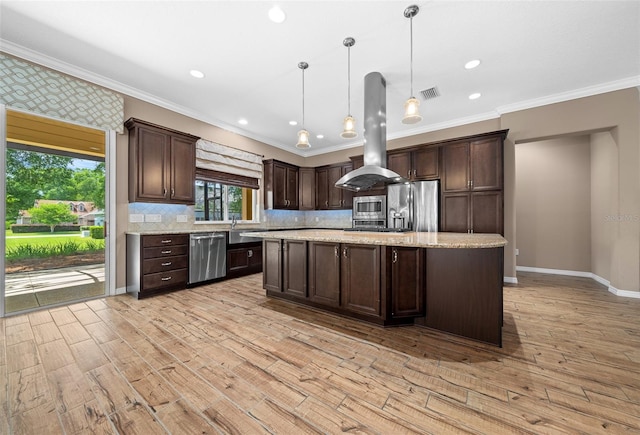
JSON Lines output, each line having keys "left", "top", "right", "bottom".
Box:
{"left": 0, "top": 105, "right": 117, "bottom": 316}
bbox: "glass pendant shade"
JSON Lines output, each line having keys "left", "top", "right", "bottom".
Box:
{"left": 341, "top": 115, "right": 357, "bottom": 138}
{"left": 402, "top": 97, "right": 422, "bottom": 124}
{"left": 296, "top": 129, "right": 310, "bottom": 148}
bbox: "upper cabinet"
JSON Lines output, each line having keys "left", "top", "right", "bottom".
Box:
{"left": 316, "top": 162, "right": 353, "bottom": 210}
{"left": 263, "top": 159, "right": 299, "bottom": 209}
{"left": 442, "top": 137, "right": 502, "bottom": 193}
{"left": 388, "top": 146, "right": 440, "bottom": 181}
{"left": 298, "top": 167, "right": 316, "bottom": 211}
{"left": 125, "top": 118, "right": 198, "bottom": 204}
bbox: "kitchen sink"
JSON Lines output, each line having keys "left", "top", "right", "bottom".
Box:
{"left": 228, "top": 229, "right": 263, "bottom": 245}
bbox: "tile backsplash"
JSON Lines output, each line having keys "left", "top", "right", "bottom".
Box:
{"left": 127, "top": 203, "right": 352, "bottom": 233}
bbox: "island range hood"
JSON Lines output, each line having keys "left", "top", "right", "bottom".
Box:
{"left": 335, "top": 71, "right": 406, "bottom": 192}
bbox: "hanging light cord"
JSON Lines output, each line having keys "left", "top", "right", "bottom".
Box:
{"left": 301, "top": 67, "right": 305, "bottom": 129}
{"left": 347, "top": 44, "right": 352, "bottom": 116}
{"left": 409, "top": 14, "right": 414, "bottom": 98}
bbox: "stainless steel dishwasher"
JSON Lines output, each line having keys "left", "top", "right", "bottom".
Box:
{"left": 189, "top": 232, "right": 226, "bottom": 284}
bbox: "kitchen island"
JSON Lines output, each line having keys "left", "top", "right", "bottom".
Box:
{"left": 243, "top": 229, "right": 507, "bottom": 346}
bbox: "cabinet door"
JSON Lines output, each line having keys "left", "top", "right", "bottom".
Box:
{"left": 413, "top": 147, "right": 440, "bottom": 180}
{"left": 315, "top": 168, "right": 329, "bottom": 210}
{"left": 273, "top": 164, "right": 288, "bottom": 208}
{"left": 388, "top": 152, "right": 412, "bottom": 180}
{"left": 283, "top": 240, "right": 307, "bottom": 298}
{"left": 442, "top": 142, "right": 470, "bottom": 192}
{"left": 135, "top": 127, "right": 169, "bottom": 201}
{"left": 390, "top": 247, "right": 424, "bottom": 318}
{"left": 308, "top": 242, "right": 340, "bottom": 307}
{"left": 471, "top": 191, "right": 503, "bottom": 234}
{"left": 286, "top": 166, "right": 299, "bottom": 209}
{"left": 170, "top": 135, "right": 195, "bottom": 203}
{"left": 470, "top": 138, "right": 502, "bottom": 191}
{"left": 340, "top": 163, "right": 354, "bottom": 209}
{"left": 298, "top": 167, "right": 316, "bottom": 211}
{"left": 441, "top": 193, "right": 470, "bottom": 233}
{"left": 341, "top": 244, "right": 381, "bottom": 317}
{"left": 263, "top": 239, "right": 281, "bottom": 292}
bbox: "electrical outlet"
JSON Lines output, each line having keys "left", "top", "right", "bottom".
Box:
{"left": 315, "top": 217, "right": 319, "bottom": 222}
{"left": 176, "top": 215, "right": 188, "bottom": 223}
{"left": 294, "top": 217, "right": 298, "bottom": 222}
{"left": 515, "top": 248, "right": 519, "bottom": 256}
{"left": 145, "top": 214, "right": 162, "bottom": 223}
{"left": 129, "top": 214, "right": 144, "bottom": 223}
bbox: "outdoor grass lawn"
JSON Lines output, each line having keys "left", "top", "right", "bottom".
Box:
{"left": 5, "top": 231, "right": 103, "bottom": 250}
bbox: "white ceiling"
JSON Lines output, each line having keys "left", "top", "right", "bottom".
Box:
{"left": 1, "top": 1, "right": 639, "bottom": 156}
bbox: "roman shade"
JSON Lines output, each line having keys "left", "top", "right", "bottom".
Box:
{"left": 0, "top": 53, "right": 124, "bottom": 133}
{"left": 195, "top": 138, "right": 262, "bottom": 187}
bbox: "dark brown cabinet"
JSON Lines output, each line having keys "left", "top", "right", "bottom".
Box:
{"left": 388, "top": 146, "right": 440, "bottom": 181}
{"left": 441, "top": 134, "right": 504, "bottom": 234}
{"left": 283, "top": 240, "right": 307, "bottom": 298}
{"left": 316, "top": 162, "right": 353, "bottom": 209}
{"left": 263, "top": 239, "right": 282, "bottom": 292}
{"left": 298, "top": 167, "right": 316, "bottom": 211}
{"left": 387, "top": 246, "right": 424, "bottom": 318}
{"left": 126, "top": 233, "right": 189, "bottom": 298}
{"left": 308, "top": 241, "right": 340, "bottom": 307}
{"left": 125, "top": 118, "right": 198, "bottom": 204}
{"left": 263, "top": 159, "right": 299, "bottom": 209}
{"left": 442, "top": 137, "right": 502, "bottom": 193}
{"left": 341, "top": 244, "right": 381, "bottom": 318}
{"left": 227, "top": 243, "right": 262, "bottom": 278}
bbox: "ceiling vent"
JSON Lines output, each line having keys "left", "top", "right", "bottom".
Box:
{"left": 420, "top": 86, "right": 440, "bottom": 100}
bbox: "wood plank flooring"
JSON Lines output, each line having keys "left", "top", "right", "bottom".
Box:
{"left": 1, "top": 271, "right": 640, "bottom": 434}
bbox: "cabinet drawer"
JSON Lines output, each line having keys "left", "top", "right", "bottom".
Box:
{"left": 142, "top": 268, "right": 188, "bottom": 291}
{"left": 143, "top": 255, "right": 188, "bottom": 274}
{"left": 142, "top": 234, "right": 189, "bottom": 248}
{"left": 143, "top": 244, "right": 189, "bottom": 259}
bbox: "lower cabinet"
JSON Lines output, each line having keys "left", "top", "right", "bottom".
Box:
{"left": 308, "top": 241, "right": 341, "bottom": 307}
{"left": 283, "top": 240, "right": 307, "bottom": 298}
{"left": 126, "top": 233, "right": 189, "bottom": 299}
{"left": 227, "top": 243, "right": 262, "bottom": 278}
{"left": 264, "top": 239, "right": 422, "bottom": 325}
{"left": 340, "top": 244, "right": 381, "bottom": 318}
{"left": 387, "top": 246, "right": 425, "bottom": 319}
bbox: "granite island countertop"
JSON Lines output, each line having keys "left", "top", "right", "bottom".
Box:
{"left": 241, "top": 229, "right": 507, "bottom": 249}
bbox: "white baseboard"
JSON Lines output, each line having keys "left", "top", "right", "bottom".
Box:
{"left": 504, "top": 276, "right": 518, "bottom": 284}
{"left": 516, "top": 266, "right": 640, "bottom": 299}
{"left": 114, "top": 286, "right": 127, "bottom": 295}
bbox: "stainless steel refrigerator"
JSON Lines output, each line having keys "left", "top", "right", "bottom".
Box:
{"left": 387, "top": 180, "right": 439, "bottom": 232}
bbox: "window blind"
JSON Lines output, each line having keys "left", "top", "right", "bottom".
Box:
{"left": 195, "top": 138, "right": 263, "bottom": 184}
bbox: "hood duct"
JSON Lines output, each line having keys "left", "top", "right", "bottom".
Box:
{"left": 335, "top": 72, "right": 406, "bottom": 191}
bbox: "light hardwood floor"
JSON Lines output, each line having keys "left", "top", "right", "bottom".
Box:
{"left": 1, "top": 271, "right": 639, "bottom": 434}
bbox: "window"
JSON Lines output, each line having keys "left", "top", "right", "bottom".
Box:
{"left": 195, "top": 180, "right": 256, "bottom": 222}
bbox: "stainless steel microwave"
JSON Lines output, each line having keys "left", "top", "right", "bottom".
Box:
{"left": 352, "top": 195, "right": 386, "bottom": 220}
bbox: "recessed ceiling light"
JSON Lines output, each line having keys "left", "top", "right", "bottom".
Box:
{"left": 189, "top": 69, "right": 205, "bottom": 79}
{"left": 289, "top": 120, "right": 298, "bottom": 126}
{"left": 464, "top": 59, "right": 481, "bottom": 69}
{"left": 469, "top": 93, "right": 481, "bottom": 100}
{"left": 316, "top": 134, "right": 324, "bottom": 139}
{"left": 238, "top": 119, "right": 248, "bottom": 125}
{"left": 268, "top": 6, "right": 286, "bottom": 23}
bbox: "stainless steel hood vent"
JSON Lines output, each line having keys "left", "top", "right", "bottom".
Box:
{"left": 335, "top": 72, "right": 406, "bottom": 192}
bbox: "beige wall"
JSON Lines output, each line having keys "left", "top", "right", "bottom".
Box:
{"left": 515, "top": 137, "right": 592, "bottom": 271}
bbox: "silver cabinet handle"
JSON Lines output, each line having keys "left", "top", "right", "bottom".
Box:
{"left": 161, "top": 250, "right": 172, "bottom": 254}
{"left": 161, "top": 262, "right": 172, "bottom": 266}
{"left": 470, "top": 180, "right": 474, "bottom": 188}
{"left": 343, "top": 247, "right": 348, "bottom": 258}
{"left": 171, "top": 188, "right": 175, "bottom": 197}
{"left": 325, "top": 201, "right": 329, "bottom": 207}
{"left": 163, "top": 188, "right": 167, "bottom": 196}
{"left": 334, "top": 246, "right": 339, "bottom": 257}
{"left": 392, "top": 248, "right": 398, "bottom": 264}
{"left": 161, "top": 240, "right": 172, "bottom": 244}
{"left": 247, "top": 250, "right": 253, "bottom": 258}
{"left": 161, "top": 276, "right": 172, "bottom": 281}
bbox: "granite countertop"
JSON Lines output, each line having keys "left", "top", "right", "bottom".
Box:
{"left": 241, "top": 229, "right": 507, "bottom": 249}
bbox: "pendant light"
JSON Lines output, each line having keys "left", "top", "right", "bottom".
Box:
{"left": 402, "top": 4, "right": 422, "bottom": 124}
{"left": 296, "top": 61, "right": 311, "bottom": 149}
{"left": 341, "top": 37, "right": 357, "bottom": 139}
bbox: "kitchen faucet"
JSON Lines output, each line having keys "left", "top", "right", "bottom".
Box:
{"left": 231, "top": 215, "right": 237, "bottom": 229}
